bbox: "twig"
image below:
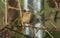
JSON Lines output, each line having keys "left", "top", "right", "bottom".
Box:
{"left": 53, "top": 0, "right": 58, "bottom": 8}
{"left": 53, "top": 0, "right": 60, "bottom": 11}
{"left": 8, "top": 6, "right": 20, "bottom": 10}
{"left": 45, "top": 30, "right": 54, "bottom": 38}
{"left": 50, "top": 21, "right": 57, "bottom": 28}
{"left": 17, "top": 0, "right": 22, "bottom": 24}
{"left": 5, "top": 0, "right": 8, "bottom": 25}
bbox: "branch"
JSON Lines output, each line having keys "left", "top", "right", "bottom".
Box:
{"left": 5, "top": 0, "right": 8, "bottom": 25}
{"left": 45, "top": 30, "right": 54, "bottom": 38}
{"left": 53, "top": 0, "right": 60, "bottom": 11}
{"left": 53, "top": 0, "right": 59, "bottom": 8}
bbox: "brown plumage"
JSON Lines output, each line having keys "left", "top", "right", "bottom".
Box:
{"left": 21, "top": 10, "right": 32, "bottom": 24}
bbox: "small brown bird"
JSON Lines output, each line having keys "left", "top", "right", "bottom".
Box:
{"left": 21, "top": 10, "right": 32, "bottom": 25}
{"left": 21, "top": 10, "right": 32, "bottom": 32}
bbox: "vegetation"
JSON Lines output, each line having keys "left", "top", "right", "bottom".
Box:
{"left": 0, "top": 0, "right": 60, "bottom": 38}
